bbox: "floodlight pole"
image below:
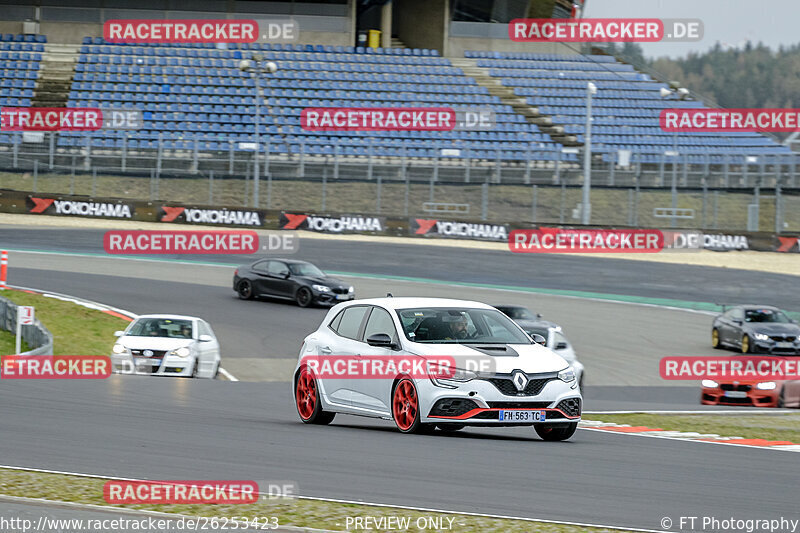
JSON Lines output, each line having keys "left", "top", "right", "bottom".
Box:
{"left": 253, "top": 72, "right": 261, "bottom": 208}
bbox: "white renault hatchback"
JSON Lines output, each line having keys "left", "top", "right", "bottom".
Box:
{"left": 293, "top": 297, "right": 582, "bottom": 440}
{"left": 111, "top": 314, "right": 221, "bottom": 379}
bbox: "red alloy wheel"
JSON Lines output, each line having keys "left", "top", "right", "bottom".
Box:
{"left": 392, "top": 379, "right": 419, "bottom": 431}
{"left": 296, "top": 368, "right": 317, "bottom": 421}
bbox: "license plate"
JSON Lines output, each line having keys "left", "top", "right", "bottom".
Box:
{"left": 336, "top": 294, "right": 349, "bottom": 300}
{"left": 724, "top": 391, "right": 748, "bottom": 398}
{"left": 498, "top": 410, "right": 546, "bottom": 422}
{"left": 135, "top": 358, "right": 161, "bottom": 367}
{"left": 776, "top": 342, "right": 793, "bottom": 348}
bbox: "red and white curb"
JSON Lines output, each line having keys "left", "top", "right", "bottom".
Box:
{"left": 580, "top": 420, "right": 800, "bottom": 452}
{"left": 6, "top": 285, "right": 238, "bottom": 381}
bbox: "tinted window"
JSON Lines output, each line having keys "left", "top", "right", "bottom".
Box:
{"left": 497, "top": 306, "right": 536, "bottom": 320}
{"left": 289, "top": 263, "right": 325, "bottom": 277}
{"left": 397, "top": 307, "right": 532, "bottom": 344}
{"left": 329, "top": 311, "right": 343, "bottom": 332}
{"left": 732, "top": 308, "right": 745, "bottom": 320}
{"left": 745, "top": 309, "right": 790, "bottom": 323}
{"left": 128, "top": 318, "right": 193, "bottom": 339}
{"left": 335, "top": 306, "right": 369, "bottom": 340}
{"left": 363, "top": 307, "right": 397, "bottom": 343}
{"left": 267, "top": 261, "right": 289, "bottom": 277}
{"left": 251, "top": 260, "right": 268, "bottom": 274}
{"left": 525, "top": 327, "right": 551, "bottom": 341}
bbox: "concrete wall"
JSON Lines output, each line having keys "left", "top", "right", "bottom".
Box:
{"left": 393, "top": 0, "right": 447, "bottom": 52}
{"left": 447, "top": 37, "right": 580, "bottom": 58}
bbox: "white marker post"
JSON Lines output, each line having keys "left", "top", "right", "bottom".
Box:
{"left": 16, "top": 306, "right": 34, "bottom": 354}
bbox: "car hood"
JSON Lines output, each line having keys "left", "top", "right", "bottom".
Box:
{"left": 745, "top": 323, "right": 800, "bottom": 335}
{"left": 407, "top": 342, "right": 569, "bottom": 374}
{"left": 118, "top": 336, "right": 194, "bottom": 351}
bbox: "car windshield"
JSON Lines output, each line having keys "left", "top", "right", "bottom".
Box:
{"left": 497, "top": 306, "right": 536, "bottom": 320}
{"left": 745, "top": 309, "right": 791, "bottom": 323}
{"left": 397, "top": 307, "right": 532, "bottom": 344}
{"left": 289, "top": 263, "right": 325, "bottom": 277}
{"left": 127, "top": 318, "right": 193, "bottom": 339}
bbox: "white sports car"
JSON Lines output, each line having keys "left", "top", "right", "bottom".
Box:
{"left": 293, "top": 297, "right": 582, "bottom": 440}
{"left": 111, "top": 314, "right": 221, "bottom": 379}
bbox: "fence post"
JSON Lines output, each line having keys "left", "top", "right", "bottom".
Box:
{"left": 376, "top": 172, "right": 382, "bottom": 214}
{"left": 608, "top": 152, "right": 615, "bottom": 186}
{"left": 228, "top": 140, "right": 234, "bottom": 175}
{"left": 658, "top": 153, "right": 665, "bottom": 187}
{"left": 33, "top": 160, "right": 38, "bottom": 192}
{"left": 464, "top": 148, "right": 471, "bottom": 183}
{"left": 531, "top": 184, "right": 537, "bottom": 223}
{"left": 321, "top": 164, "right": 327, "bottom": 211}
{"left": 48, "top": 132, "right": 54, "bottom": 170}
{"left": 84, "top": 134, "right": 91, "bottom": 170}
{"left": 633, "top": 178, "right": 640, "bottom": 227}
{"left": 156, "top": 132, "right": 163, "bottom": 176}
{"left": 681, "top": 154, "right": 688, "bottom": 186}
{"left": 713, "top": 190, "right": 719, "bottom": 229}
{"left": 192, "top": 137, "right": 199, "bottom": 173}
{"left": 208, "top": 170, "right": 214, "bottom": 204}
{"left": 775, "top": 178, "right": 782, "bottom": 234}
{"left": 149, "top": 168, "right": 155, "bottom": 201}
{"left": 723, "top": 155, "right": 729, "bottom": 188}
{"left": 524, "top": 143, "right": 532, "bottom": 184}
{"left": 121, "top": 134, "right": 127, "bottom": 172}
{"left": 495, "top": 148, "right": 501, "bottom": 183}
{"left": 559, "top": 181, "right": 566, "bottom": 224}
{"left": 91, "top": 167, "right": 97, "bottom": 197}
{"left": 367, "top": 138, "right": 373, "bottom": 181}
{"left": 12, "top": 133, "right": 19, "bottom": 168}
{"left": 701, "top": 178, "right": 707, "bottom": 229}
{"left": 627, "top": 188, "right": 633, "bottom": 226}
{"left": 404, "top": 168, "right": 410, "bottom": 217}
{"left": 742, "top": 157, "right": 748, "bottom": 188}
{"left": 554, "top": 150, "right": 561, "bottom": 183}
{"left": 790, "top": 153, "right": 796, "bottom": 188}
{"left": 298, "top": 140, "right": 305, "bottom": 178}
{"left": 333, "top": 142, "right": 339, "bottom": 181}
{"left": 69, "top": 160, "right": 75, "bottom": 195}
{"left": 481, "top": 182, "right": 488, "bottom": 221}
{"left": 266, "top": 171, "right": 272, "bottom": 210}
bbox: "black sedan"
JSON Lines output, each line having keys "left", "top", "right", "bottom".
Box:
{"left": 233, "top": 259, "right": 354, "bottom": 307}
{"left": 712, "top": 305, "right": 800, "bottom": 354}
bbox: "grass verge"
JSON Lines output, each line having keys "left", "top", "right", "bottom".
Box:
{"left": 585, "top": 413, "right": 800, "bottom": 442}
{"left": 0, "top": 468, "right": 635, "bottom": 533}
{"left": 0, "top": 289, "right": 129, "bottom": 355}
{"left": 0, "top": 328, "right": 27, "bottom": 355}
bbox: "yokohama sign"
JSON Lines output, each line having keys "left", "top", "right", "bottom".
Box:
{"left": 411, "top": 219, "right": 509, "bottom": 241}
{"left": 280, "top": 213, "right": 384, "bottom": 233}
{"left": 158, "top": 206, "right": 263, "bottom": 226}
{"left": 27, "top": 197, "right": 134, "bottom": 218}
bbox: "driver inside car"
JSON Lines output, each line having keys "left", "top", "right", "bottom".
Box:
{"left": 445, "top": 314, "right": 471, "bottom": 340}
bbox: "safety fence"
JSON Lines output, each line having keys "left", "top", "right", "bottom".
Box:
{"left": 0, "top": 294, "right": 54, "bottom": 356}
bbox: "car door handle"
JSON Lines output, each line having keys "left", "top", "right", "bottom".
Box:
{"left": 319, "top": 346, "right": 332, "bottom": 355}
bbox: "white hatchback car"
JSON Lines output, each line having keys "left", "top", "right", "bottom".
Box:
{"left": 293, "top": 298, "right": 582, "bottom": 440}
{"left": 111, "top": 314, "right": 221, "bottom": 379}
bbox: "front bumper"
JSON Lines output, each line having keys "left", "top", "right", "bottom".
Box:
{"left": 701, "top": 385, "right": 779, "bottom": 407}
{"left": 314, "top": 291, "right": 355, "bottom": 305}
{"left": 111, "top": 353, "right": 194, "bottom": 377}
{"left": 750, "top": 339, "right": 800, "bottom": 355}
{"left": 418, "top": 373, "right": 581, "bottom": 426}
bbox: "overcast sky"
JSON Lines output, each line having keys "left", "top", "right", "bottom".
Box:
{"left": 583, "top": 0, "right": 800, "bottom": 58}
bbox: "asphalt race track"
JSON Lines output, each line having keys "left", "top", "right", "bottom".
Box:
{"left": 1, "top": 225, "right": 799, "bottom": 531}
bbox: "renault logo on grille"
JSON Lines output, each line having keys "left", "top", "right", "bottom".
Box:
{"left": 512, "top": 370, "right": 528, "bottom": 391}
{"left": 143, "top": 350, "right": 153, "bottom": 357}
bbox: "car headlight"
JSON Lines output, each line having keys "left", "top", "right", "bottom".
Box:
{"left": 756, "top": 381, "right": 776, "bottom": 390}
{"left": 558, "top": 368, "right": 576, "bottom": 383}
{"left": 112, "top": 343, "right": 126, "bottom": 354}
{"left": 348, "top": 285, "right": 354, "bottom": 293}
{"left": 701, "top": 379, "right": 719, "bottom": 388}
{"left": 312, "top": 284, "right": 331, "bottom": 292}
{"left": 170, "top": 347, "right": 191, "bottom": 358}
{"left": 428, "top": 367, "right": 477, "bottom": 388}
{"left": 754, "top": 333, "right": 769, "bottom": 341}
{"left": 796, "top": 335, "right": 800, "bottom": 342}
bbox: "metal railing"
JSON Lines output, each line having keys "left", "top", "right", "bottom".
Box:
{"left": 0, "top": 295, "right": 53, "bottom": 356}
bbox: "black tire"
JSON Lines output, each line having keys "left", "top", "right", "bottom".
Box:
{"left": 295, "top": 287, "right": 313, "bottom": 308}
{"left": 437, "top": 424, "right": 465, "bottom": 433}
{"left": 711, "top": 328, "right": 723, "bottom": 349}
{"left": 778, "top": 386, "right": 786, "bottom": 408}
{"left": 190, "top": 360, "right": 198, "bottom": 379}
{"left": 296, "top": 368, "right": 335, "bottom": 425}
{"left": 237, "top": 279, "right": 254, "bottom": 300}
{"left": 212, "top": 362, "right": 220, "bottom": 379}
{"left": 535, "top": 422, "right": 578, "bottom": 441}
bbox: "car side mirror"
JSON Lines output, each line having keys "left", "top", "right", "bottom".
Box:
{"left": 530, "top": 334, "right": 546, "bottom": 344}
{"left": 366, "top": 333, "right": 396, "bottom": 349}
{"left": 281, "top": 271, "right": 290, "bottom": 279}
{"left": 733, "top": 319, "right": 742, "bottom": 325}
{"left": 114, "top": 330, "right": 125, "bottom": 337}
{"left": 555, "top": 342, "right": 568, "bottom": 350}
{"left": 199, "top": 334, "right": 213, "bottom": 342}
